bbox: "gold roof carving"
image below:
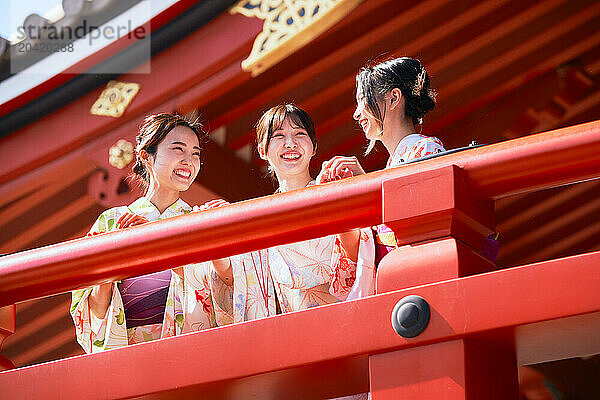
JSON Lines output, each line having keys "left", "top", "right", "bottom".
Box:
{"left": 90, "top": 80, "right": 140, "bottom": 118}
{"left": 230, "top": 0, "right": 363, "bottom": 76}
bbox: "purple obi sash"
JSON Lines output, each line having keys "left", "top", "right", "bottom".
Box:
{"left": 118, "top": 270, "right": 171, "bottom": 328}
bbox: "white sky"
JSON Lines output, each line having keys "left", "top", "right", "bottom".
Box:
{"left": 1, "top": 0, "right": 62, "bottom": 39}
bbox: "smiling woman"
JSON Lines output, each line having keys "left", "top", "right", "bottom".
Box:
{"left": 70, "top": 113, "right": 233, "bottom": 353}
{"left": 196, "top": 104, "right": 375, "bottom": 322}
{"left": 317, "top": 57, "right": 448, "bottom": 299}
{"left": 256, "top": 104, "right": 317, "bottom": 192}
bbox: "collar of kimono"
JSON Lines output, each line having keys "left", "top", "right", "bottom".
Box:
{"left": 128, "top": 197, "right": 192, "bottom": 220}
{"left": 386, "top": 134, "right": 424, "bottom": 168}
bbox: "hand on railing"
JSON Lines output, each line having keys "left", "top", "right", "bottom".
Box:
{"left": 316, "top": 156, "right": 366, "bottom": 184}
{"left": 193, "top": 199, "right": 230, "bottom": 212}
{"left": 316, "top": 157, "right": 366, "bottom": 264}
{"left": 117, "top": 213, "right": 150, "bottom": 229}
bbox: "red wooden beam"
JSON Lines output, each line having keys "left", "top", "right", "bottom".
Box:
{"left": 0, "top": 250, "right": 598, "bottom": 398}
{"left": 0, "top": 120, "right": 599, "bottom": 305}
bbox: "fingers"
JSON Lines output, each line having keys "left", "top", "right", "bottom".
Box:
{"left": 318, "top": 156, "right": 365, "bottom": 183}
{"left": 195, "top": 199, "right": 231, "bottom": 211}
{"left": 318, "top": 156, "right": 347, "bottom": 183}
{"left": 320, "top": 156, "right": 344, "bottom": 172}
{"left": 117, "top": 213, "right": 149, "bottom": 229}
{"left": 117, "top": 213, "right": 134, "bottom": 229}
{"left": 128, "top": 216, "right": 149, "bottom": 227}
{"left": 331, "top": 156, "right": 361, "bottom": 177}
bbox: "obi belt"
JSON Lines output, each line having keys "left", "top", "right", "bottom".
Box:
{"left": 118, "top": 270, "right": 171, "bottom": 328}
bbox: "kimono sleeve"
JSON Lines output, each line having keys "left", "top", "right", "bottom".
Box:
{"left": 182, "top": 261, "right": 233, "bottom": 329}
{"left": 85, "top": 210, "right": 118, "bottom": 236}
{"left": 270, "top": 237, "right": 337, "bottom": 290}
{"left": 207, "top": 260, "right": 236, "bottom": 326}
{"left": 345, "top": 228, "right": 376, "bottom": 300}
{"left": 70, "top": 209, "right": 128, "bottom": 353}
{"left": 70, "top": 282, "right": 128, "bottom": 353}
{"left": 331, "top": 228, "right": 375, "bottom": 300}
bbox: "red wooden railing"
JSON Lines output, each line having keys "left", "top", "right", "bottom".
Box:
{"left": 0, "top": 120, "right": 600, "bottom": 398}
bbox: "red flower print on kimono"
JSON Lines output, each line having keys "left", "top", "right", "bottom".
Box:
{"left": 195, "top": 286, "right": 213, "bottom": 315}
{"left": 329, "top": 237, "right": 357, "bottom": 298}
{"left": 73, "top": 309, "right": 85, "bottom": 335}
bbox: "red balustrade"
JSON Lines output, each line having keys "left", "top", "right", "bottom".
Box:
{"left": 0, "top": 120, "right": 599, "bottom": 398}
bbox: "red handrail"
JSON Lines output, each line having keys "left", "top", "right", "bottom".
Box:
{"left": 0, "top": 120, "right": 599, "bottom": 305}
{"left": 1, "top": 249, "right": 599, "bottom": 398}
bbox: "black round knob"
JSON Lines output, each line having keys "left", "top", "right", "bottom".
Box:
{"left": 398, "top": 303, "right": 419, "bottom": 328}
{"left": 391, "top": 295, "right": 430, "bottom": 338}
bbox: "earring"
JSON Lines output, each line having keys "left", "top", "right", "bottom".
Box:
{"left": 416, "top": 118, "right": 424, "bottom": 133}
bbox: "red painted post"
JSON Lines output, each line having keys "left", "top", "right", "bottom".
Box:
{"left": 0, "top": 304, "right": 15, "bottom": 371}
{"left": 370, "top": 339, "right": 518, "bottom": 399}
{"left": 372, "top": 164, "right": 518, "bottom": 399}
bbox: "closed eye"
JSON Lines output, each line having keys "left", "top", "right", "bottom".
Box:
{"left": 172, "top": 146, "right": 184, "bottom": 152}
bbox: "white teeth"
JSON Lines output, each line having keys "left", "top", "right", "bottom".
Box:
{"left": 174, "top": 169, "right": 191, "bottom": 178}
{"left": 281, "top": 153, "right": 300, "bottom": 160}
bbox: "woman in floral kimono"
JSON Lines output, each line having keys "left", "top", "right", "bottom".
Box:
{"left": 71, "top": 113, "right": 232, "bottom": 353}
{"left": 202, "top": 104, "right": 374, "bottom": 322}
{"left": 317, "top": 57, "right": 446, "bottom": 298}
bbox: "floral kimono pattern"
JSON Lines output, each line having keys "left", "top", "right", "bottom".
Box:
{"left": 347, "top": 134, "right": 447, "bottom": 300}
{"left": 70, "top": 197, "right": 231, "bottom": 353}
{"left": 386, "top": 134, "right": 445, "bottom": 168}
{"left": 220, "top": 235, "right": 368, "bottom": 322}
{"left": 210, "top": 183, "right": 376, "bottom": 321}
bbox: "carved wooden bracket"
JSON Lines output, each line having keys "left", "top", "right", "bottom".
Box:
{"left": 230, "top": 0, "right": 363, "bottom": 76}
{"left": 87, "top": 135, "right": 141, "bottom": 208}
{"left": 88, "top": 168, "right": 141, "bottom": 208}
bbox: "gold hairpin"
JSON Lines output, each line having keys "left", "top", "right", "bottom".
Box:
{"left": 412, "top": 68, "right": 426, "bottom": 96}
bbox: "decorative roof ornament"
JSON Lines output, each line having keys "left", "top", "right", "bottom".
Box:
{"left": 108, "top": 139, "right": 134, "bottom": 169}
{"left": 90, "top": 80, "right": 140, "bottom": 118}
{"left": 230, "top": 0, "right": 363, "bottom": 77}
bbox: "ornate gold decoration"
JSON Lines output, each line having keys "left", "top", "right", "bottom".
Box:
{"left": 230, "top": 0, "right": 363, "bottom": 76}
{"left": 90, "top": 80, "right": 140, "bottom": 118}
{"left": 108, "top": 139, "right": 134, "bottom": 169}
{"left": 412, "top": 67, "right": 426, "bottom": 96}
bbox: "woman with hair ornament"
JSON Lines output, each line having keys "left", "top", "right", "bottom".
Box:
{"left": 70, "top": 113, "right": 233, "bottom": 353}
{"left": 318, "top": 56, "right": 446, "bottom": 298}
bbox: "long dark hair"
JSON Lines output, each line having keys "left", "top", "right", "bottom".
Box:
{"left": 356, "top": 57, "right": 436, "bottom": 153}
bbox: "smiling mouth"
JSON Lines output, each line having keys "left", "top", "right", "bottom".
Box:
{"left": 281, "top": 153, "right": 301, "bottom": 161}
{"left": 173, "top": 169, "right": 192, "bottom": 179}
{"left": 359, "top": 119, "right": 369, "bottom": 130}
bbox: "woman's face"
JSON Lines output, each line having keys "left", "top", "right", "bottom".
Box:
{"left": 263, "top": 117, "right": 314, "bottom": 178}
{"left": 353, "top": 90, "right": 381, "bottom": 140}
{"left": 147, "top": 126, "right": 201, "bottom": 193}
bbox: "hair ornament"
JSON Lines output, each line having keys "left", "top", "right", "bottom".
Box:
{"left": 412, "top": 67, "right": 426, "bottom": 96}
